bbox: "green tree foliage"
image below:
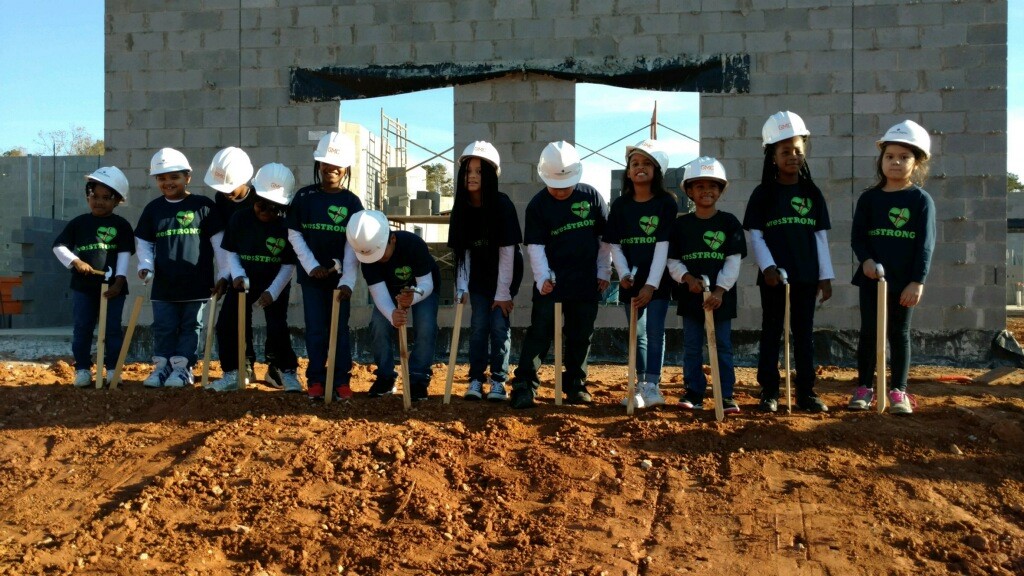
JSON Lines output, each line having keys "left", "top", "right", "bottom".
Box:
{"left": 2, "top": 147, "right": 27, "bottom": 157}
{"left": 35, "top": 126, "right": 104, "bottom": 156}
{"left": 1010, "top": 172, "right": 1023, "bottom": 194}
{"left": 424, "top": 163, "right": 454, "bottom": 197}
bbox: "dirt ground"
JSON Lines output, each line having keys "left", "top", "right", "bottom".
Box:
{"left": 1, "top": 324, "right": 1023, "bottom": 575}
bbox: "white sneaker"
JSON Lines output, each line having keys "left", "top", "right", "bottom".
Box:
{"left": 486, "top": 380, "right": 508, "bottom": 401}
{"left": 164, "top": 356, "right": 193, "bottom": 388}
{"left": 639, "top": 382, "right": 666, "bottom": 407}
{"left": 207, "top": 370, "right": 240, "bottom": 392}
{"left": 620, "top": 387, "right": 646, "bottom": 409}
{"left": 73, "top": 369, "right": 92, "bottom": 388}
{"left": 281, "top": 370, "right": 303, "bottom": 393}
{"left": 464, "top": 379, "right": 484, "bottom": 400}
{"left": 143, "top": 356, "right": 170, "bottom": 388}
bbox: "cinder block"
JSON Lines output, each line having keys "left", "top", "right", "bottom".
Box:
{"left": 494, "top": 0, "right": 532, "bottom": 19}
{"left": 413, "top": 41, "right": 453, "bottom": 63}
{"left": 474, "top": 20, "right": 512, "bottom": 40}
{"left": 575, "top": 0, "right": 614, "bottom": 16}
{"left": 554, "top": 17, "right": 596, "bottom": 39}
{"left": 764, "top": 9, "right": 808, "bottom": 30}
{"left": 454, "top": 40, "right": 495, "bottom": 62}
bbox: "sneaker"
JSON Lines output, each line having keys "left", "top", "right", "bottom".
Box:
{"left": 336, "top": 384, "right": 353, "bottom": 400}
{"left": 722, "top": 397, "right": 741, "bottom": 414}
{"left": 143, "top": 356, "right": 170, "bottom": 388}
{"left": 265, "top": 365, "right": 285, "bottom": 389}
{"left": 486, "top": 380, "right": 508, "bottom": 401}
{"left": 73, "top": 369, "right": 92, "bottom": 388}
{"left": 411, "top": 383, "right": 429, "bottom": 402}
{"left": 797, "top": 394, "right": 829, "bottom": 413}
{"left": 639, "top": 382, "right": 666, "bottom": 407}
{"left": 759, "top": 394, "right": 779, "bottom": 413}
{"left": 207, "top": 370, "right": 241, "bottom": 392}
{"left": 464, "top": 379, "right": 484, "bottom": 400}
{"left": 620, "top": 389, "right": 646, "bottom": 410}
{"left": 307, "top": 382, "right": 325, "bottom": 400}
{"left": 678, "top": 390, "right": 704, "bottom": 410}
{"left": 245, "top": 363, "right": 255, "bottom": 385}
{"left": 164, "top": 356, "right": 194, "bottom": 388}
{"left": 564, "top": 386, "right": 593, "bottom": 405}
{"left": 368, "top": 379, "right": 396, "bottom": 397}
{"left": 281, "top": 370, "right": 303, "bottom": 393}
{"left": 509, "top": 385, "right": 536, "bottom": 409}
{"left": 848, "top": 386, "right": 874, "bottom": 411}
{"left": 888, "top": 389, "right": 915, "bottom": 415}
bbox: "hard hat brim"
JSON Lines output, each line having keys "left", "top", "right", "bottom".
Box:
{"left": 354, "top": 244, "right": 387, "bottom": 264}
{"left": 539, "top": 171, "right": 581, "bottom": 189}
{"left": 876, "top": 139, "right": 930, "bottom": 159}
{"left": 204, "top": 174, "right": 244, "bottom": 193}
{"left": 625, "top": 147, "right": 661, "bottom": 170}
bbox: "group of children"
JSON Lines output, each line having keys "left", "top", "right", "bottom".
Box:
{"left": 55, "top": 111, "right": 935, "bottom": 415}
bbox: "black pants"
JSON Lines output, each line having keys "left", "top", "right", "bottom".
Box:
{"left": 856, "top": 283, "right": 914, "bottom": 392}
{"left": 756, "top": 281, "right": 818, "bottom": 397}
{"left": 215, "top": 284, "right": 298, "bottom": 372}
{"left": 511, "top": 297, "right": 598, "bottom": 392}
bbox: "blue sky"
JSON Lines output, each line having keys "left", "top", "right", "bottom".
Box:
{"left": 0, "top": 1, "right": 1020, "bottom": 184}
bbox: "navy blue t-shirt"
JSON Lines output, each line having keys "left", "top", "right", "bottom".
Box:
{"left": 452, "top": 193, "right": 524, "bottom": 299}
{"left": 135, "top": 193, "right": 224, "bottom": 301}
{"left": 214, "top": 185, "right": 257, "bottom": 225}
{"left": 851, "top": 185, "right": 935, "bottom": 292}
{"left": 286, "top": 186, "right": 364, "bottom": 288}
{"left": 603, "top": 193, "right": 678, "bottom": 303}
{"left": 361, "top": 231, "right": 441, "bottom": 298}
{"left": 669, "top": 210, "right": 746, "bottom": 321}
{"left": 742, "top": 180, "right": 830, "bottom": 285}
{"left": 222, "top": 208, "right": 297, "bottom": 295}
{"left": 54, "top": 213, "right": 135, "bottom": 295}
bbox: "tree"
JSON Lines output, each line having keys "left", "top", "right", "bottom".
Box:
{"left": 35, "top": 126, "right": 103, "bottom": 156}
{"left": 424, "top": 163, "right": 454, "bottom": 197}
{"left": 2, "top": 147, "right": 26, "bottom": 157}
{"left": 1010, "top": 172, "right": 1023, "bottom": 194}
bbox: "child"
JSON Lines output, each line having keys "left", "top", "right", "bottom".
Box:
{"left": 848, "top": 120, "right": 935, "bottom": 414}
{"left": 508, "top": 141, "right": 611, "bottom": 409}
{"left": 447, "top": 141, "right": 524, "bottom": 401}
{"left": 286, "top": 132, "right": 364, "bottom": 400}
{"left": 668, "top": 157, "right": 746, "bottom": 413}
{"left": 135, "top": 148, "right": 227, "bottom": 388}
{"left": 605, "top": 139, "right": 678, "bottom": 409}
{"left": 742, "top": 111, "right": 834, "bottom": 413}
{"left": 346, "top": 209, "right": 440, "bottom": 401}
{"left": 52, "top": 167, "right": 135, "bottom": 387}
{"left": 208, "top": 163, "right": 303, "bottom": 393}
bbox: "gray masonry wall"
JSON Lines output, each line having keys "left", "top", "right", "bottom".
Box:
{"left": 100, "top": 0, "right": 1007, "bottom": 360}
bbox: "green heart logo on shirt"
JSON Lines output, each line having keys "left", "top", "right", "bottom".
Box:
{"left": 703, "top": 230, "right": 725, "bottom": 251}
{"left": 888, "top": 207, "right": 910, "bottom": 228}
{"left": 790, "top": 197, "right": 812, "bottom": 217}
{"left": 328, "top": 205, "right": 348, "bottom": 224}
{"left": 394, "top": 266, "right": 412, "bottom": 281}
{"left": 571, "top": 201, "right": 590, "bottom": 219}
{"left": 639, "top": 215, "right": 659, "bottom": 236}
{"left": 265, "top": 237, "right": 285, "bottom": 256}
{"left": 176, "top": 211, "right": 195, "bottom": 227}
{"left": 96, "top": 227, "right": 117, "bottom": 243}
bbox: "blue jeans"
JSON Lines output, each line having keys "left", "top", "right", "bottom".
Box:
{"left": 467, "top": 292, "right": 512, "bottom": 383}
{"left": 301, "top": 283, "right": 351, "bottom": 385}
{"left": 72, "top": 289, "right": 126, "bottom": 370}
{"left": 369, "top": 290, "right": 439, "bottom": 386}
{"left": 682, "top": 314, "right": 736, "bottom": 399}
{"left": 621, "top": 298, "right": 669, "bottom": 385}
{"left": 151, "top": 300, "right": 206, "bottom": 366}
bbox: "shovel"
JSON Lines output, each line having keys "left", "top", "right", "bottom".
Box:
{"left": 875, "top": 263, "right": 888, "bottom": 413}
{"left": 702, "top": 275, "right": 725, "bottom": 422}
{"left": 94, "top": 266, "right": 113, "bottom": 388}
{"left": 778, "top": 268, "right": 792, "bottom": 414}
{"left": 443, "top": 290, "right": 466, "bottom": 405}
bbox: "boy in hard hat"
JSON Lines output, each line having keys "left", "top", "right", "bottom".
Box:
{"left": 509, "top": 141, "right": 612, "bottom": 409}
{"left": 848, "top": 120, "right": 935, "bottom": 415}
{"left": 286, "top": 132, "right": 365, "bottom": 400}
{"left": 447, "top": 141, "right": 524, "bottom": 401}
{"left": 667, "top": 157, "right": 746, "bottom": 414}
{"left": 53, "top": 167, "right": 135, "bottom": 388}
{"left": 205, "top": 146, "right": 257, "bottom": 382}
{"left": 346, "top": 209, "right": 440, "bottom": 401}
{"left": 742, "top": 111, "right": 834, "bottom": 413}
{"left": 135, "top": 148, "right": 228, "bottom": 388}
{"left": 208, "top": 163, "right": 303, "bottom": 393}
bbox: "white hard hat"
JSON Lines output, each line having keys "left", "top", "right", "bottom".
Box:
{"left": 150, "top": 147, "right": 192, "bottom": 175}
{"left": 682, "top": 156, "right": 728, "bottom": 188}
{"left": 877, "top": 120, "right": 931, "bottom": 158}
{"left": 762, "top": 111, "right": 810, "bottom": 148}
{"left": 345, "top": 210, "right": 391, "bottom": 264}
{"left": 252, "top": 163, "right": 297, "bottom": 206}
{"left": 85, "top": 166, "right": 130, "bottom": 200}
{"left": 204, "top": 147, "right": 254, "bottom": 193}
{"left": 458, "top": 141, "right": 501, "bottom": 176}
{"left": 625, "top": 139, "right": 670, "bottom": 172}
{"left": 313, "top": 132, "right": 356, "bottom": 167}
{"left": 537, "top": 141, "right": 582, "bottom": 188}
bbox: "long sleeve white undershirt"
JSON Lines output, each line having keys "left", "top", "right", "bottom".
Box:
{"left": 456, "top": 250, "right": 470, "bottom": 296}
{"left": 266, "top": 265, "right": 295, "bottom": 301}
{"left": 527, "top": 244, "right": 551, "bottom": 291}
{"left": 495, "top": 245, "right": 515, "bottom": 301}
{"left": 287, "top": 228, "right": 320, "bottom": 275}
{"left": 368, "top": 272, "right": 433, "bottom": 327}
{"left": 338, "top": 243, "right": 358, "bottom": 289}
{"left": 748, "top": 229, "right": 775, "bottom": 272}
{"left": 609, "top": 244, "right": 630, "bottom": 279}
{"left": 135, "top": 237, "right": 154, "bottom": 273}
{"left": 666, "top": 254, "right": 741, "bottom": 290}
{"left": 647, "top": 241, "right": 668, "bottom": 288}
{"left": 815, "top": 229, "right": 835, "bottom": 281}
{"left": 596, "top": 241, "right": 612, "bottom": 282}
{"left": 211, "top": 231, "right": 229, "bottom": 280}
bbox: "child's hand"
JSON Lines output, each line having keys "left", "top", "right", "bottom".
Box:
{"left": 491, "top": 299, "right": 514, "bottom": 317}
{"left": 539, "top": 279, "right": 554, "bottom": 295}
{"left": 862, "top": 259, "right": 879, "bottom": 279}
{"left": 683, "top": 273, "right": 704, "bottom": 294}
{"left": 71, "top": 259, "right": 94, "bottom": 275}
{"left": 213, "top": 277, "right": 229, "bottom": 296}
{"left": 310, "top": 265, "right": 329, "bottom": 279}
{"left": 104, "top": 276, "right": 126, "bottom": 299}
{"left": 256, "top": 292, "right": 273, "bottom": 308}
{"left": 336, "top": 286, "right": 353, "bottom": 302}
{"left": 619, "top": 276, "right": 634, "bottom": 290}
{"left": 232, "top": 277, "right": 248, "bottom": 291}
{"left": 632, "top": 285, "right": 655, "bottom": 308}
{"left": 138, "top": 269, "right": 153, "bottom": 281}
{"left": 818, "top": 279, "right": 833, "bottom": 303}
{"left": 900, "top": 282, "right": 924, "bottom": 307}
{"left": 703, "top": 286, "right": 725, "bottom": 310}
{"left": 396, "top": 289, "right": 414, "bottom": 309}
{"left": 391, "top": 307, "right": 408, "bottom": 327}
{"left": 763, "top": 266, "right": 781, "bottom": 287}
{"left": 596, "top": 278, "right": 609, "bottom": 293}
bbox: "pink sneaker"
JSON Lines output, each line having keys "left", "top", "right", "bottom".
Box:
{"left": 847, "top": 386, "right": 874, "bottom": 411}
{"left": 888, "top": 389, "right": 915, "bottom": 415}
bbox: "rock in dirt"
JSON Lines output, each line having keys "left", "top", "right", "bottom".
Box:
{"left": 990, "top": 421, "right": 1024, "bottom": 444}
{"left": 965, "top": 534, "right": 989, "bottom": 551}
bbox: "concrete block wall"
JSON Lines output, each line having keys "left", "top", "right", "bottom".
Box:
{"left": 103, "top": 1, "right": 1006, "bottom": 353}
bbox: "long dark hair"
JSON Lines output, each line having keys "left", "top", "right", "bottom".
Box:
{"left": 620, "top": 158, "right": 673, "bottom": 200}
{"left": 761, "top": 139, "right": 813, "bottom": 186}
{"left": 449, "top": 157, "right": 500, "bottom": 274}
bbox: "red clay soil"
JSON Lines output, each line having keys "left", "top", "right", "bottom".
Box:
{"left": 0, "top": 353, "right": 1022, "bottom": 575}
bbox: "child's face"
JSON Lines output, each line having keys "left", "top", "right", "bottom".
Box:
{"left": 627, "top": 153, "right": 656, "bottom": 186}
{"left": 320, "top": 161, "right": 348, "bottom": 191}
{"left": 773, "top": 136, "right": 806, "bottom": 179}
{"left": 155, "top": 171, "right": 190, "bottom": 200}
{"left": 465, "top": 158, "right": 482, "bottom": 193}
{"left": 881, "top": 143, "right": 917, "bottom": 187}
{"left": 686, "top": 179, "right": 723, "bottom": 209}
{"left": 253, "top": 199, "right": 281, "bottom": 223}
{"left": 87, "top": 184, "right": 120, "bottom": 218}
